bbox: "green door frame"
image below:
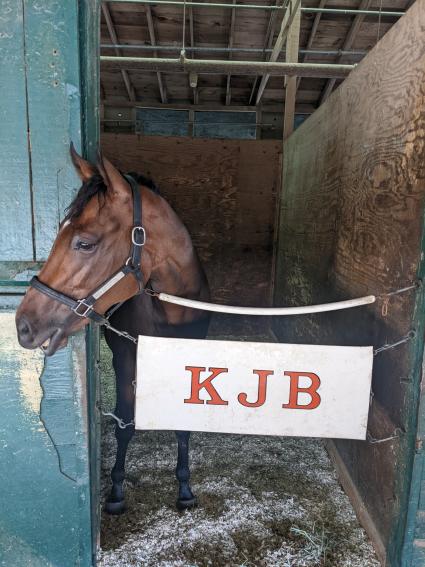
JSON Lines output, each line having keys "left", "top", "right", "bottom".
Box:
{"left": 0, "top": 1, "right": 100, "bottom": 565}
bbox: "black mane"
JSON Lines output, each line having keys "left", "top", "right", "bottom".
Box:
{"left": 64, "top": 172, "right": 159, "bottom": 221}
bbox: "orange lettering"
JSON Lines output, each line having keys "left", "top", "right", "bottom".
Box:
{"left": 184, "top": 366, "right": 229, "bottom": 405}
{"left": 282, "top": 371, "right": 321, "bottom": 410}
{"left": 238, "top": 369, "right": 273, "bottom": 407}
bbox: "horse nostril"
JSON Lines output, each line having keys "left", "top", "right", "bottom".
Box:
{"left": 17, "top": 317, "right": 31, "bottom": 338}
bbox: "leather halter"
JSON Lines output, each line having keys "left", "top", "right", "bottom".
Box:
{"left": 30, "top": 174, "right": 145, "bottom": 327}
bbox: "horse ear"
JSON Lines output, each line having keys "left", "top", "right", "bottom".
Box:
{"left": 70, "top": 142, "right": 97, "bottom": 181}
{"left": 96, "top": 152, "right": 130, "bottom": 200}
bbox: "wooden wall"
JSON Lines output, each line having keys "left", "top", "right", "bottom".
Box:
{"left": 273, "top": 3, "right": 425, "bottom": 565}
{"left": 101, "top": 134, "right": 281, "bottom": 310}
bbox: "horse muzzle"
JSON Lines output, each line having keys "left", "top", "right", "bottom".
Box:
{"left": 16, "top": 313, "right": 68, "bottom": 356}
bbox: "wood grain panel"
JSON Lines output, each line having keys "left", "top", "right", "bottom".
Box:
{"left": 101, "top": 134, "right": 280, "bottom": 307}
{"left": 273, "top": 2, "right": 425, "bottom": 564}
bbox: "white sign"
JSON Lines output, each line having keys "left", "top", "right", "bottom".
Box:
{"left": 135, "top": 336, "right": 373, "bottom": 440}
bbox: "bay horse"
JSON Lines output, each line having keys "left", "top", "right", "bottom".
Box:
{"left": 15, "top": 145, "right": 210, "bottom": 514}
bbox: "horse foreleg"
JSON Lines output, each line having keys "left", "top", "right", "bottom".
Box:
{"left": 104, "top": 338, "right": 136, "bottom": 515}
{"left": 175, "top": 430, "right": 197, "bottom": 510}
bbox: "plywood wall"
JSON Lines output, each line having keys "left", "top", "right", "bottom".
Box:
{"left": 101, "top": 134, "right": 281, "bottom": 310}
{"left": 273, "top": 2, "right": 425, "bottom": 565}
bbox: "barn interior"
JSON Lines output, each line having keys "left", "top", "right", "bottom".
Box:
{"left": 97, "top": 2, "right": 423, "bottom": 566}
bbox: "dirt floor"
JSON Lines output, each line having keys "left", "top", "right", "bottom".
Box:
{"left": 98, "top": 320, "right": 380, "bottom": 567}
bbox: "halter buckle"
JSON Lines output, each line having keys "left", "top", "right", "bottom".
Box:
{"left": 132, "top": 226, "right": 146, "bottom": 246}
{"left": 72, "top": 299, "right": 94, "bottom": 318}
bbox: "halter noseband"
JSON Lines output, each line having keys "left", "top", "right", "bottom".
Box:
{"left": 30, "top": 174, "right": 145, "bottom": 327}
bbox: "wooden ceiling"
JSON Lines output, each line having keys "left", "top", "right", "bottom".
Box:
{"left": 100, "top": 0, "right": 414, "bottom": 115}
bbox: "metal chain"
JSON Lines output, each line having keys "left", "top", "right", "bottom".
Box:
{"left": 103, "top": 319, "right": 138, "bottom": 344}
{"left": 377, "top": 281, "right": 419, "bottom": 316}
{"left": 367, "top": 428, "right": 401, "bottom": 445}
{"left": 378, "top": 283, "right": 420, "bottom": 298}
{"left": 374, "top": 330, "right": 416, "bottom": 356}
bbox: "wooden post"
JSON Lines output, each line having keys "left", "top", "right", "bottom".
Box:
{"left": 283, "top": 0, "right": 301, "bottom": 140}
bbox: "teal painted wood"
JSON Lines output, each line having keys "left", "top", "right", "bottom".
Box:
{"left": 23, "top": 0, "right": 84, "bottom": 260}
{"left": 0, "top": 1, "right": 34, "bottom": 261}
{"left": 0, "top": 0, "right": 100, "bottom": 564}
{"left": 78, "top": 1, "right": 101, "bottom": 560}
{"left": 0, "top": 312, "right": 89, "bottom": 567}
{"left": 400, "top": 202, "right": 425, "bottom": 566}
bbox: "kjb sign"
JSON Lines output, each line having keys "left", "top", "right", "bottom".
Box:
{"left": 135, "top": 337, "right": 373, "bottom": 440}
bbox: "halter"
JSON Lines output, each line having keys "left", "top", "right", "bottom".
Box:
{"left": 30, "top": 174, "right": 145, "bottom": 336}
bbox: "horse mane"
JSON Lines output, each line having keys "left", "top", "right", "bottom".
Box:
{"left": 64, "top": 171, "right": 159, "bottom": 221}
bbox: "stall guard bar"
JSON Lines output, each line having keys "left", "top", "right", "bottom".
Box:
{"left": 156, "top": 292, "right": 377, "bottom": 315}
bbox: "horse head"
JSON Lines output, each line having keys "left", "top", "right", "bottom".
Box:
{"left": 16, "top": 145, "right": 145, "bottom": 356}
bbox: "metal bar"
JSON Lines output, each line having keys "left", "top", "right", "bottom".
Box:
{"left": 103, "top": 119, "right": 285, "bottom": 126}
{"left": 103, "top": 100, "right": 315, "bottom": 112}
{"left": 101, "top": 43, "right": 367, "bottom": 57}
{"left": 305, "top": 7, "right": 402, "bottom": 17}
{"left": 255, "top": 0, "right": 301, "bottom": 104}
{"left": 104, "top": 0, "right": 404, "bottom": 17}
{"left": 102, "top": 3, "right": 136, "bottom": 101}
{"left": 100, "top": 54, "right": 355, "bottom": 78}
{"left": 145, "top": 5, "right": 168, "bottom": 103}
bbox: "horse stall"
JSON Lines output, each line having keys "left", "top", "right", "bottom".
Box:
{"left": 1, "top": 1, "right": 425, "bottom": 566}
{"left": 95, "top": 2, "right": 425, "bottom": 566}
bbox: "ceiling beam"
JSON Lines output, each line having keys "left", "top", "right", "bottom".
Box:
{"left": 255, "top": 0, "right": 301, "bottom": 105}
{"left": 101, "top": 55, "right": 354, "bottom": 78}
{"left": 283, "top": 0, "right": 301, "bottom": 139}
{"left": 319, "top": 0, "right": 371, "bottom": 105}
{"left": 248, "top": 0, "right": 282, "bottom": 105}
{"left": 304, "top": 0, "right": 326, "bottom": 54}
{"left": 145, "top": 5, "right": 168, "bottom": 103}
{"left": 101, "top": 2, "right": 136, "bottom": 101}
{"left": 296, "top": 0, "right": 326, "bottom": 91}
{"left": 225, "top": 0, "right": 237, "bottom": 105}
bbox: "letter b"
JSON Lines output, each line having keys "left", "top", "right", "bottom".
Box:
{"left": 282, "top": 371, "right": 321, "bottom": 410}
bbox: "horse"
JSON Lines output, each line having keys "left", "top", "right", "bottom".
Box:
{"left": 15, "top": 144, "right": 211, "bottom": 514}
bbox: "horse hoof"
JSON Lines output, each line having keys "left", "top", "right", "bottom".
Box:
{"left": 176, "top": 495, "right": 198, "bottom": 511}
{"left": 104, "top": 499, "right": 126, "bottom": 515}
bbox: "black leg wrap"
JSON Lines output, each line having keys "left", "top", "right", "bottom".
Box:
{"left": 175, "top": 431, "right": 197, "bottom": 511}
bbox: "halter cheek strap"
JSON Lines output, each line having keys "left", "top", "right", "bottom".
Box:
{"left": 30, "top": 174, "right": 145, "bottom": 326}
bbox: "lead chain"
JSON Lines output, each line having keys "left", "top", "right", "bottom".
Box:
{"left": 373, "top": 330, "right": 416, "bottom": 356}
{"left": 103, "top": 319, "right": 138, "bottom": 344}
{"left": 101, "top": 411, "right": 135, "bottom": 430}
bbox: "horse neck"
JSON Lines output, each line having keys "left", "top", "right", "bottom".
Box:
{"left": 141, "top": 187, "right": 202, "bottom": 296}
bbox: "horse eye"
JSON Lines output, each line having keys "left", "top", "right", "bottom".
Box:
{"left": 75, "top": 240, "right": 96, "bottom": 252}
